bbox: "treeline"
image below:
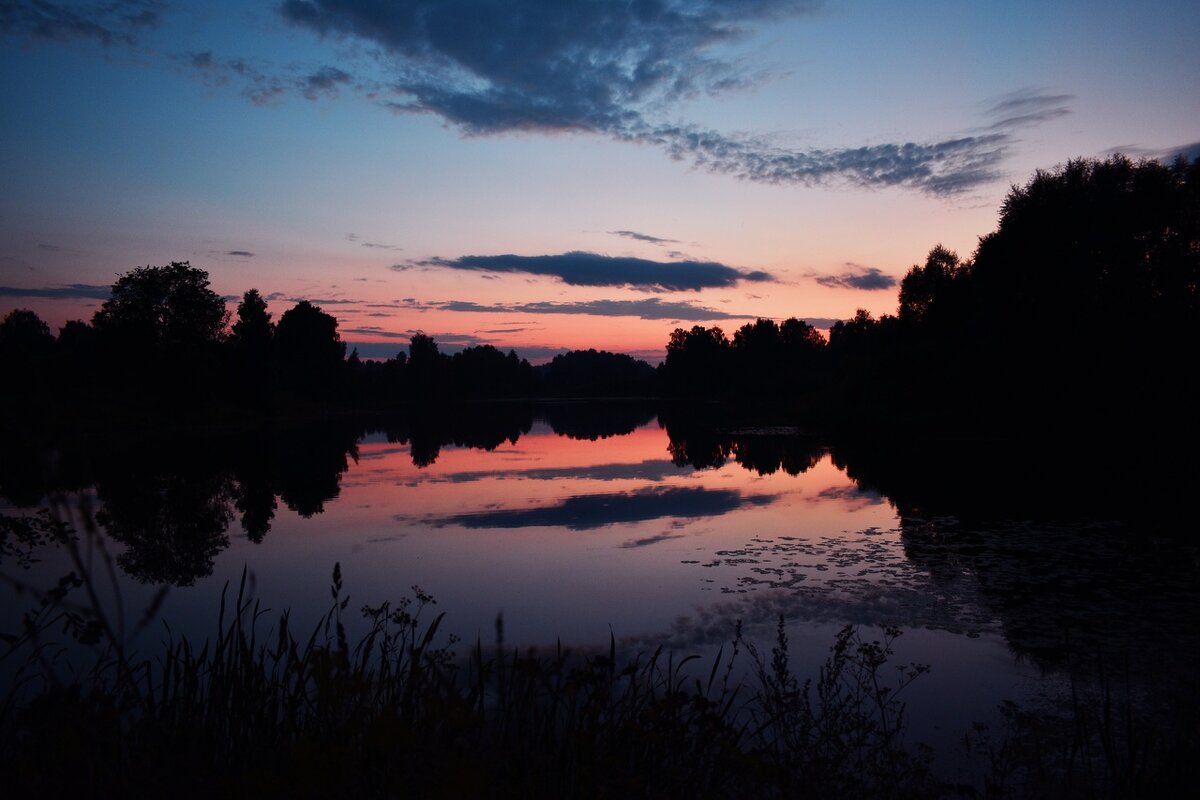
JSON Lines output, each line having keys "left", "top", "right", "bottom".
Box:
{"left": 0, "top": 267, "right": 660, "bottom": 418}
{"left": 3, "top": 155, "right": 1196, "bottom": 437}
{"left": 659, "top": 155, "right": 1200, "bottom": 437}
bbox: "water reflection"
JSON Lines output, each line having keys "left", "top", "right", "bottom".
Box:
{"left": 0, "top": 404, "right": 662, "bottom": 582}
{"left": 658, "top": 406, "right": 824, "bottom": 475}
{"left": 98, "top": 468, "right": 233, "bottom": 586}
{"left": 1, "top": 403, "right": 1196, "bottom": 692}
{"left": 431, "top": 486, "right": 773, "bottom": 530}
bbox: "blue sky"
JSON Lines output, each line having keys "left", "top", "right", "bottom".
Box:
{"left": 2, "top": 0, "right": 1197, "bottom": 360}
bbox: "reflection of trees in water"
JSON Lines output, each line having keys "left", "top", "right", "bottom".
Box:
{"left": 0, "top": 421, "right": 366, "bottom": 586}
{"left": 234, "top": 479, "right": 275, "bottom": 544}
{"left": 0, "top": 438, "right": 91, "bottom": 508}
{"left": 373, "top": 404, "right": 535, "bottom": 467}
{"left": 831, "top": 440, "right": 1200, "bottom": 679}
{"left": 659, "top": 407, "right": 824, "bottom": 475}
{"left": 0, "top": 403, "right": 668, "bottom": 585}
{"left": 97, "top": 469, "right": 234, "bottom": 587}
{"left": 274, "top": 425, "right": 361, "bottom": 517}
{"left": 540, "top": 402, "right": 656, "bottom": 441}
{"left": 897, "top": 517, "right": 1200, "bottom": 676}
{"left": 369, "top": 401, "right": 659, "bottom": 464}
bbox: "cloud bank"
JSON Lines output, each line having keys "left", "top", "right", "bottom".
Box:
{"left": 984, "top": 88, "right": 1074, "bottom": 131}
{"left": 610, "top": 230, "right": 680, "bottom": 246}
{"left": 0, "top": 0, "right": 163, "bottom": 47}
{"left": 393, "top": 296, "right": 754, "bottom": 322}
{"left": 0, "top": 283, "right": 111, "bottom": 300}
{"left": 3, "top": 2, "right": 1077, "bottom": 196}
{"left": 813, "top": 264, "right": 896, "bottom": 290}
{"left": 278, "top": 0, "right": 1032, "bottom": 194}
{"left": 406, "top": 251, "right": 771, "bottom": 292}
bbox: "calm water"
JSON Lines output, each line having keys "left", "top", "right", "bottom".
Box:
{"left": 3, "top": 403, "right": 1197, "bottom": 769}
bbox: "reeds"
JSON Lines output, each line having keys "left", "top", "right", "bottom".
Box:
{"left": 4, "top": 509, "right": 1193, "bottom": 798}
{"left": 1, "top": 509, "right": 943, "bottom": 798}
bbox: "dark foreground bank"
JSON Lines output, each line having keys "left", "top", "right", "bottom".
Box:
{"left": 2, "top": 509, "right": 1196, "bottom": 799}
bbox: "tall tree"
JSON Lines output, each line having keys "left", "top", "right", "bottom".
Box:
{"left": 93, "top": 261, "right": 228, "bottom": 350}
{"left": 89, "top": 262, "right": 228, "bottom": 401}
{"left": 663, "top": 325, "right": 730, "bottom": 396}
{"left": 231, "top": 289, "right": 273, "bottom": 346}
{"left": 898, "top": 245, "right": 965, "bottom": 325}
{"left": 406, "top": 332, "right": 446, "bottom": 396}
{"left": 274, "top": 300, "right": 345, "bottom": 399}
{"left": 0, "top": 309, "right": 55, "bottom": 366}
{"left": 230, "top": 289, "right": 275, "bottom": 406}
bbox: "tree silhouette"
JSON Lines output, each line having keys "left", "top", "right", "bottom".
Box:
{"left": 230, "top": 288, "right": 275, "bottom": 405}
{"left": 57, "top": 319, "right": 97, "bottom": 360}
{"left": 540, "top": 349, "right": 654, "bottom": 397}
{"left": 98, "top": 469, "right": 234, "bottom": 587}
{"left": 898, "top": 245, "right": 965, "bottom": 325}
{"left": 405, "top": 332, "right": 447, "bottom": 398}
{"left": 274, "top": 300, "right": 346, "bottom": 399}
{"left": 92, "top": 261, "right": 228, "bottom": 350}
{"left": 662, "top": 325, "right": 730, "bottom": 395}
{"left": 231, "top": 288, "right": 273, "bottom": 346}
{"left": 0, "top": 309, "right": 55, "bottom": 357}
{"left": 450, "top": 344, "right": 534, "bottom": 397}
{"left": 89, "top": 261, "right": 229, "bottom": 402}
{"left": 0, "top": 310, "right": 57, "bottom": 406}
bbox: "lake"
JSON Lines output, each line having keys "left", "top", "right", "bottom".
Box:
{"left": 2, "top": 402, "right": 1196, "bottom": 780}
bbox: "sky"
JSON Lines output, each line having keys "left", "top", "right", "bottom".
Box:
{"left": 2, "top": 0, "right": 1197, "bottom": 362}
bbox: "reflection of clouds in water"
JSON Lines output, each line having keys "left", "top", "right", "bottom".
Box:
{"left": 619, "top": 532, "right": 687, "bottom": 549}
{"left": 436, "top": 459, "right": 689, "bottom": 484}
{"left": 629, "top": 527, "right": 999, "bottom": 652}
{"left": 365, "top": 534, "right": 407, "bottom": 544}
{"left": 344, "top": 458, "right": 690, "bottom": 487}
{"left": 811, "top": 485, "right": 886, "bottom": 510}
{"left": 413, "top": 487, "right": 775, "bottom": 531}
{"left": 356, "top": 445, "right": 412, "bottom": 461}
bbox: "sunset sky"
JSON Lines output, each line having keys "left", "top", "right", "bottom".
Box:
{"left": 2, "top": 0, "right": 1197, "bottom": 361}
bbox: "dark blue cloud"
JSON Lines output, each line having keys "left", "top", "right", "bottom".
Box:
{"left": 610, "top": 230, "right": 680, "bottom": 246}
{"left": 645, "top": 122, "right": 1009, "bottom": 195}
{"left": 0, "top": 0, "right": 163, "bottom": 46}
{"left": 813, "top": 264, "right": 896, "bottom": 291}
{"left": 408, "top": 251, "right": 772, "bottom": 292}
{"left": 188, "top": 50, "right": 359, "bottom": 106}
{"left": 984, "top": 88, "right": 1073, "bottom": 131}
{"left": 301, "top": 65, "right": 352, "bottom": 99}
{"left": 347, "top": 233, "right": 403, "bottom": 250}
{"left": 281, "top": 0, "right": 806, "bottom": 131}
{"left": 425, "top": 485, "right": 773, "bottom": 530}
{"left": 343, "top": 326, "right": 413, "bottom": 339}
{"left": 278, "top": 0, "right": 1024, "bottom": 194}
{"left": 2, "top": 2, "right": 1070, "bottom": 196}
{"left": 800, "top": 317, "right": 841, "bottom": 329}
{"left": 0, "top": 283, "right": 111, "bottom": 299}
{"left": 395, "top": 296, "right": 754, "bottom": 321}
